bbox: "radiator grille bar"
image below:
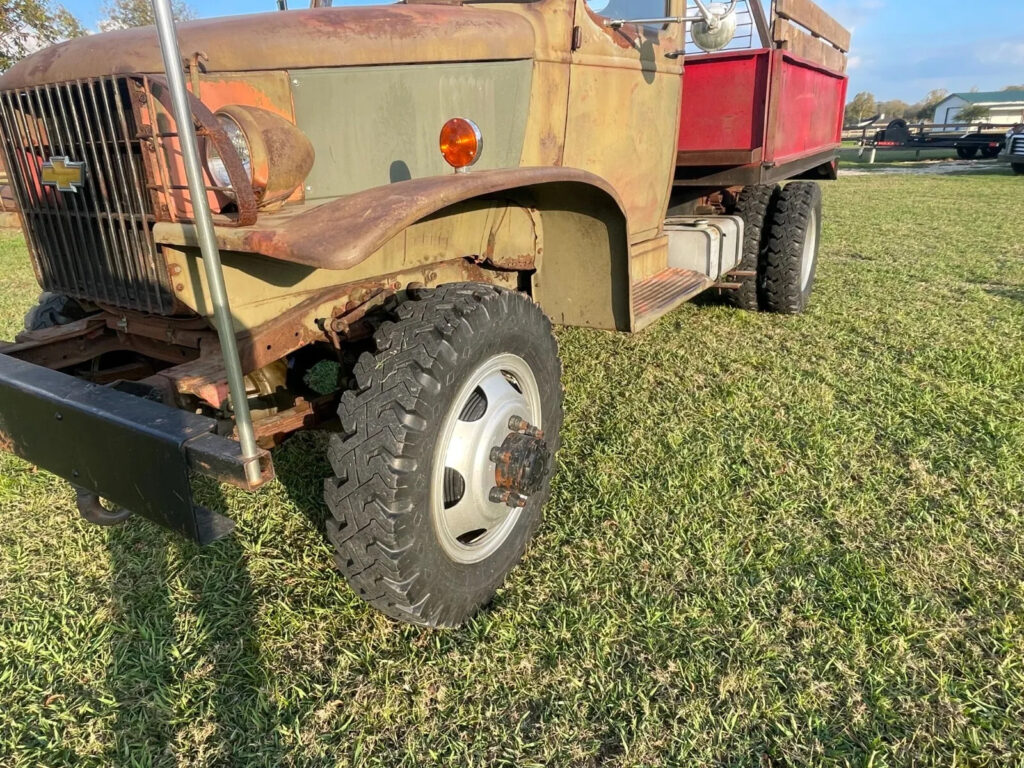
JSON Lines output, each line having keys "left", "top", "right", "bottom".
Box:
{"left": 0, "top": 77, "right": 173, "bottom": 314}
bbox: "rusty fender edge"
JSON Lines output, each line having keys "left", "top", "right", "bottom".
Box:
{"left": 0, "top": 353, "right": 273, "bottom": 544}
{"left": 153, "top": 167, "right": 627, "bottom": 270}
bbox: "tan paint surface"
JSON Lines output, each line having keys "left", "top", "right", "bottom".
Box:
{"left": 562, "top": 1, "right": 684, "bottom": 242}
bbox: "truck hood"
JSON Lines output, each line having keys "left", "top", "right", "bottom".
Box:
{"left": 0, "top": 5, "right": 535, "bottom": 90}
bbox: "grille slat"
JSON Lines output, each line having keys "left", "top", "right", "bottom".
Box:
{"left": 0, "top": 92, "right": 49, "bottom": 280}
{"left": 41, "top": 83, "right": 102, "bottom": 301}
{"left": 17, "top": 88, "right": 79, "bottom": 295}
{"left": 67, "top": 80, "right": 120, "bottom": 307}
{"left": 0, "top": 77, "right": 174, "bottom": 314}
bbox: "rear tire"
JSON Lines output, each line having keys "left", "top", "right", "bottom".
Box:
{"left": 725, "top": 184, "right": 778, "bottom": 311}
{"left": 1012, "top": 163, "right": 1024, "bottom": 175}
{"left": 980, "top": 146, "right": 1001, "bottom": 159}
{"left": 956, "top": 146, "right": 978, "bottom": 160}
{"left": 323, "top": 283, "right": 563, "bottom": 626}
{"left": 759, "top": 182, "right": 822, "bottom": 315}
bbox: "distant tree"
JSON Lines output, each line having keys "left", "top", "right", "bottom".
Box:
{"left": 956, "top": 104, "right": 991, "bottom": 123}
{"left": 1004, "top": 84, "right": 1024, "bottom": 91}
{"left": 878, "top": 99, "right": 910, "bottom": 119}
{"left": 844, "top": 91, "right": 877, "bottom": 124}
{"left": 0, "top": 0, "right": 86, "bottom": 71}
{"left": 99, "top": 0, "right": 195, "bottom": 30}
{"left": 914, "top": 88, "right": 949, "bottom": 121}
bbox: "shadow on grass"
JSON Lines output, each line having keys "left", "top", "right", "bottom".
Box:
{"left": 103, "top": 486, "right": 275, "bottom": 766}
{"left": 980, "top": 285, "right": 1024, "bottom": 305}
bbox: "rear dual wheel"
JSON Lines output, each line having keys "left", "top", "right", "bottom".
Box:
{"left": 324, "top": 283, "right": 563, "bottom": 626}
{"left": 759, "top": 181, "right": 823, "bottom": 315}
{"left": 728, "top": 181, "right": 822, "bottom": 315}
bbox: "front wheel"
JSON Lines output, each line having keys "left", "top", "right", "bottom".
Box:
{"left": 1012, "top": 163, "right": 1024, "bottom": 176}
{"left": 324, "top": 283, "right": 563, "bottom": 626}
{"left": 759, "top": 182, "right": 822, "bottom": 315}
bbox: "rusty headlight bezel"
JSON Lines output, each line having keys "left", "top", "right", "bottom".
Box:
{"left": 205, "top": 105, "right": 314, "bottom": 208}
{"left": 205, "top": 114, "right": 252, "bottom": 190}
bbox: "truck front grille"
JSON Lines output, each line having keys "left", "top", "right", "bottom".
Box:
{"left": 1011, "top": 135, "right": 1024, "bottom": 157}
{"left": 0, "top": 77, "right": 174, "bottom": 314}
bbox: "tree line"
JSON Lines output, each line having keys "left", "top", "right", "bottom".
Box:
{"left": 1, "top": 0, "right": 196, "bottom": 72}
{"left": 845, "top": 86, "right": 1024, "bottom": 127}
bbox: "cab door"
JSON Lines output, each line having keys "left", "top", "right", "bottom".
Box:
{"left": 563, "top": 0, "right": 685, "bottom": 242}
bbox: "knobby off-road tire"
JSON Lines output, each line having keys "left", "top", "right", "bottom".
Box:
{"left": 758, "top": 181, "right": 822, "bottom": 315}
{"left": 324, "top": 283, "right": 563, "bottom": 626}
{"left": 726, "top": 183, "right": 778, "bottom": 311}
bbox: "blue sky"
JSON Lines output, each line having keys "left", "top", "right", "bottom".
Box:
{"left": 60, "top": 0, "right": 1024, "bottom": 102}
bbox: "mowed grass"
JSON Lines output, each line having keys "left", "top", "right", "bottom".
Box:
{"left": 2, "top": 169, "right": 1024, "bottom": 766}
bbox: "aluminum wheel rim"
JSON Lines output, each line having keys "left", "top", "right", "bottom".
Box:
{"left": 431, "top": 353, "right": 543, "bottom": 564}
{"left": 800, "top": 208, "right": 818, "bottom": 292}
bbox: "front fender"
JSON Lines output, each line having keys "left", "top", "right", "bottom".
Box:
{"left": 154, "top": 167, "right": 627, "bottom": 271}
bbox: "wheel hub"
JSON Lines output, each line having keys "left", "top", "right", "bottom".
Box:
{"left": 431, "top": 353, "right": 547, "bottom": 563}
{"left": 489, "top": 417, "right": 552, "bottom": 508}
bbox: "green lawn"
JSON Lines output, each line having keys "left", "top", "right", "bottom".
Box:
{"left": 2, "top": 172, "right": 1024, "bottom": 766}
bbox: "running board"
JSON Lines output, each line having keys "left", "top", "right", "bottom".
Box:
{"left": 632, "top": 268, "right": 709, "bottom": 330}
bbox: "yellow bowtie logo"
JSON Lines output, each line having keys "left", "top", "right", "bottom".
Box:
{"left": 41, "top": 156, "right": 86, "bottom": 193}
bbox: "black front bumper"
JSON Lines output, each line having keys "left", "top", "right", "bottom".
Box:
{"left": 0, "top": 353, "right": 273, "bottom": 544}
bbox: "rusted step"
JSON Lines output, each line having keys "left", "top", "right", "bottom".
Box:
{"left": 632, "top": 267, "right": 709, "bottom": 329}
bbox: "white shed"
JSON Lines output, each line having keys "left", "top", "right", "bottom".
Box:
{"left": 933, "top": 91, "right": 1024, "bottom": 126}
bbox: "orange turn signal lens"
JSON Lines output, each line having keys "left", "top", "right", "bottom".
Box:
{"left": 439, "top": 117, "right": 482, "bottom": 170}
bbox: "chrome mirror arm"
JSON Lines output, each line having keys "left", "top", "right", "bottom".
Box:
{"left": 604, "top": 14, "right": 699, "bottom": 28}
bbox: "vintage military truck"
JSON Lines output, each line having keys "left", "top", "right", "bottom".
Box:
{"left": 0, "top": 0, "right": 849, "bottom": 625}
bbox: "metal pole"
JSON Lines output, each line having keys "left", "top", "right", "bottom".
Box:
{"left": 151, "top": 0, "right": 262, "bottom": 486}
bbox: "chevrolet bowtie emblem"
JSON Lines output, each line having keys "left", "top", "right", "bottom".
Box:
{"left": 40, "top": 156, "right": 86, "bottom": 193}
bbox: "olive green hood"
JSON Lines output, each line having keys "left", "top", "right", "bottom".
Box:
{"left": 0, "top": 5, "right": 535, "bottom": 90}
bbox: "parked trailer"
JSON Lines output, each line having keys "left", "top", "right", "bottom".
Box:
{"left": 855, "top": 118, "right": 1006, "bottom": 161}
{"left": 0, "top": 0, "right": 849, "bottom": 626}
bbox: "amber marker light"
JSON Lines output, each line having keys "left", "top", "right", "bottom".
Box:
{"left": 440, "top": 117, "right": 482, "bottom": 171}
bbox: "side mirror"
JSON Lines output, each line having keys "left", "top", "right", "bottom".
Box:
{"left": 604, "top": 0, "right": 737, "bottom": 54}
{"left": 690, "top": 1, "right": 738, "bottom": 52}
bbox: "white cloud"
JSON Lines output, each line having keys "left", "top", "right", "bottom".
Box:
{"left": 977, "top": 42, "right": 1024, "bottom": 67}
{"left": 847, "top": 55, "right": 863, "bottom": 70}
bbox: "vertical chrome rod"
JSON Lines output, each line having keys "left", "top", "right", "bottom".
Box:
{"left": 151, "top": 0, "right": 261, "bottom": 486}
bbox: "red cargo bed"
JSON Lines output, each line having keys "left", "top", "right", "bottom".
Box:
{"left": 673, "top": 0, "right": 849, "bottom": 188}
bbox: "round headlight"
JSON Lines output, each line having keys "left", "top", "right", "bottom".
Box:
{"left": 205, "top": 114, "right": 252, "bottom": 189}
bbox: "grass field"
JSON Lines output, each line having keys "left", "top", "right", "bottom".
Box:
{"left": 2, "top": 169, "right": 1024, "bottom": 766}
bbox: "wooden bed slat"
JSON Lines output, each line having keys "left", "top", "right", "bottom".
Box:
{"left": 772, "top": 18, "right": 847, "bottom": 73}
{"left": 774, "top": 0, "right": 851, "bottom": 52}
